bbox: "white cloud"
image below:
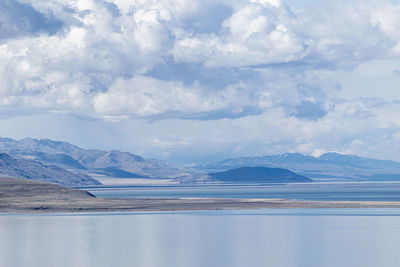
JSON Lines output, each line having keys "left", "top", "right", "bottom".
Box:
{"left": 250, "top": 0, "right": 282, "bottom": 8}
{"left": 1, "top": 0, "right": 400, "bottom": 121}
{"left": 2, "top": 0, "right": 400, "bottom": 163}
{"left": 173, "top": 2, "right": 306, "bottom": 67}
{"left": 93, "top": 75, "right": 235, "bottom": 119}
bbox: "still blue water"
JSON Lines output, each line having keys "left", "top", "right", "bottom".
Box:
{"left": 1, "top": 209, "right": 400, "bottom": 267}
{"left": 88, "top": 182, "right": 400, "bottom": 201}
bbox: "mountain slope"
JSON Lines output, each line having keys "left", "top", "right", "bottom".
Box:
{"left": 72, "top": 149, "right": 188, "bottom": 178}
{"left": 209, "top": 167, "right": 312, "bottom": 183}
{"left": 35, "top": 152, "right": 87, "bottom": 170}
{"left": 0, "top": 137, "right": 190, "bottom": 180}
{"left": 91, "top": 167, "right": 146, "bottom": 178}
{"left": 0, "top": 153, "right": 100, "bottom": 186}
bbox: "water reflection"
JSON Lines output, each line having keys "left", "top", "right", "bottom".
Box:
{"left": 1, "top": 209, "right": 400, "bottom": 267}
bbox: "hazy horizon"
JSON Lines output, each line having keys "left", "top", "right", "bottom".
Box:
{"left": 2, "top": 135, "right": 400, "bottom": 166}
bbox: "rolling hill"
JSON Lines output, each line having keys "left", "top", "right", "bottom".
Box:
{"left": 209, "top": 167, "right": 312, "bottom": 183}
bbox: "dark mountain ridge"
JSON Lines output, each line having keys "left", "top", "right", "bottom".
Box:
{"left": 209, "top": 167, "right": 312, "bottom": 183}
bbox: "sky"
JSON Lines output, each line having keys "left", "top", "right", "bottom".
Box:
{"left": 1, "top": 0, "right": 400, "bottom": 164}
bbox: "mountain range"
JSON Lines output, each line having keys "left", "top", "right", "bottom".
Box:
{"left": 200, "top": 153, "right": 400, "bottom": 181}
{"left": 2, "top": 137, "right": 400, "bottom": 186}
{"left": 0, "top": 137, "right": 190, "bottom": 186}
{"left": 0, "top": 153, "right": 99, "bottom": 186}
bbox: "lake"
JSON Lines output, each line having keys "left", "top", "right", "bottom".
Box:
{"left": 1, "top": 209, "right": 400, "bottom": 267}
{"left": 88, "top": 182, "right": 400, "bottom": 201}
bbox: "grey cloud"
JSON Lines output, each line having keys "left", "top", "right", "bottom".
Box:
{"left": 182, "top": 2, "right": 232, "bottom": 34}
{"left": 0, "top": 0, "right": 63, "bottom": 41}
{"left": 146, "top": 60, "right": 259, "bottom": 88}
{"left": 144, "top": 107, "right": 262, "bottom": 121}
{"left": 291, "top": 101, "right": 327, "bottom": 120}
{"left": 99, "top": 1, "right": 121, "bottom": 17}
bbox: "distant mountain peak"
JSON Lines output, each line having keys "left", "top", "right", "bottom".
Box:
{"left": 21, "top": 137, "right": 82, "bottom": 152}
{"left": 0, "top": 137, "right": 82, "bottom": 155}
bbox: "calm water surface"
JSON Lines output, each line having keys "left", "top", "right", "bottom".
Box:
{"left": 1, "top": 209, "right": 400, "bottom": 267}
{"left": 88, "top": 182, "right": 400, "bottom": 201}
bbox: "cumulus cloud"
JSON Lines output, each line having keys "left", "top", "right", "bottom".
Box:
{"left": 173, "top": 2, "right": 307, "bottom": 68}
{"left": 93, "top": 75, "right": 227, "bottom": 119}
{"left": 0, "top": 0, "right": 400, "bottom": 126}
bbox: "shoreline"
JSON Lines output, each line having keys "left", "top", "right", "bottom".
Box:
{"left": 2, "top": 177, "right": 400, "bottom": 214}
{"left": 3, "top": 197, "right": 400, "bottom": 214}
